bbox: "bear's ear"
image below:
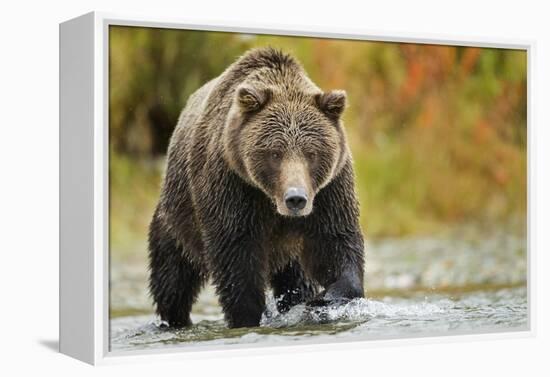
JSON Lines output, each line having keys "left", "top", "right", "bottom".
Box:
{"left": 236, "top": 84, "right": 272, "bottom": 113}
{"left": 315, "top": 90, "right": 347, "bottom": 119}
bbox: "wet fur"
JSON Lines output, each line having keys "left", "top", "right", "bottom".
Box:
{"left": 149, "top": 48, "right": 364, "bottom": 328}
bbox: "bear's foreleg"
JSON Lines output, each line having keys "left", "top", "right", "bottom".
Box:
{"left": 304, "top": 232, "right": 365, "bottom": 306}
{"left": 148, "top": 214, "right": 206, "bottom": 328}
{"left": 302, "top": 161, "right": 365, "bottom": 306}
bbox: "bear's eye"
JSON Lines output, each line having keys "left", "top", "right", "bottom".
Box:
{"left": 305, "top": 151, "right": 317, "bottom": 161}
{"left": 270, "top": 151, "right": 282, "bottom": 161}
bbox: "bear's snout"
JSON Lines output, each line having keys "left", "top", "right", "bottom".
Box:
{"left": 275, "top": 158, "right": 314, "bottom": 217}
{"left": 284, "top": 187, "right": 308, "bottom": 213}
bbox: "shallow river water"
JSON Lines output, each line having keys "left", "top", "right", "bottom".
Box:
{"left": 110, "top": 286, "right": 527, "bottom": 352}
{"left": 110, "top": 227, "right": 527, "bottom": 352}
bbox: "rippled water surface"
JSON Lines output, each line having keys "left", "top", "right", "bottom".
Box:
{"left": 110, "top": 286, "right": 527, "bottom": 352}
{"left": 110, "top": 228, "right": 527, "bottom": 352}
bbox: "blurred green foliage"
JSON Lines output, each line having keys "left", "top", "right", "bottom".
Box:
{"left": 109, "top": 26, "right": 526, "bottom": 254}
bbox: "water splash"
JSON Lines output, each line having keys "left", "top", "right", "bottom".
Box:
{"left": 110, "top": 287, "right": 527, "bottom": 352}
{"left": 260, "top": 295, "right": 449, "bottom": 328}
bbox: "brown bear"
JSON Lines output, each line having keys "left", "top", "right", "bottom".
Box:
{"left": 148, "top": 47, "right": 365, "bottom": 329}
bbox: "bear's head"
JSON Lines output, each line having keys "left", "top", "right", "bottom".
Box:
{"left": 224, "top": 81, "right": 349, "bottom": 217}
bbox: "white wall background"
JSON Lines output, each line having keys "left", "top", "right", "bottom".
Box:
{"left": 0, "top": 0, "right": 548, "bottom": 375}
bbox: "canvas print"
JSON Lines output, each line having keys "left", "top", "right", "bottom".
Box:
{"left": 108, "top": 25, "right": 528, "bottom": 352}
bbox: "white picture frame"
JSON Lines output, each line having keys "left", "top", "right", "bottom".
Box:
{"left": 59, "top": 11, "right": 535, "bottom": 365}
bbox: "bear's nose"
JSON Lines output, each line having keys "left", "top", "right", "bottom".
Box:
{"left": 284, "top": 187, "right": 308, "bottom": 212}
